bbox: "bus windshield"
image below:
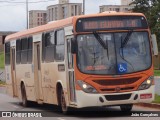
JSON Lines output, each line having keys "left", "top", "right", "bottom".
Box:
{"left": 77, "top": 32, "right": 151, "bottom": 75}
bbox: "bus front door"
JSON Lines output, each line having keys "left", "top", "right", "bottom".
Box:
{"left": 11, "top": 47, "right": 18, "bottom": 97}
{"left": 34, "top": 42, "right": 43, "bottom": 102}
{"left": 66, "top": 37, "right": 76, "bottom": 103}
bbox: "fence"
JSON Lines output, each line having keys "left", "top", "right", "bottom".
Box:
{"left": 0, "top": 69, "right": 5, "bottom": 81}
{"left": 0, "top": 51, "right": 5, "bottom": 81}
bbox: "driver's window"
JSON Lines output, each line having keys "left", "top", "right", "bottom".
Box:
{"left": 137, "top": 34, "right": 146, "bottom": 55}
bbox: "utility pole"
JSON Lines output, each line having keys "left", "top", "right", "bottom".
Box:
{"left": 26, "top": 0, "right": 28, "bottom": 29}
{"left": 83, "top": 0, "right": 85, "bottom": 15}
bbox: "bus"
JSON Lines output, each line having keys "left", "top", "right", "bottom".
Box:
{"left": 5, "top": 12, "right": 157, "bottom": 114}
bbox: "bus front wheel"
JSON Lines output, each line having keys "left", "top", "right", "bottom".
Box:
{"left": 120, "top": 104, "right": 133, "bottom": 112}
{"left": 59, "top": 88, "right": 70, "bottom": 114}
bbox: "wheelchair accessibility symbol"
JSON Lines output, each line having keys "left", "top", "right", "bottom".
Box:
{"left": 117, "top": 63, "right": 127, "bottom": 73}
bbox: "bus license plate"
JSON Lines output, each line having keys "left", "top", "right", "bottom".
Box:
{"left": 140, "top": 94, "right": 152, "bottom": 99}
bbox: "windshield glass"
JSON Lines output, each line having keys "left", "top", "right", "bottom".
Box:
{"left": 77, "top": 32, "right": 151, "bottom": 75}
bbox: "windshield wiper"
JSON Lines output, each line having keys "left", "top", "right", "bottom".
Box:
{"left": 119, "top": 29, "right": 135, "bottom": 71}
{"left": 121, "top": 29, "right": 133, "bottom": 48}
{"left": 93, "top": 31, "right": 109, "bottom": 60}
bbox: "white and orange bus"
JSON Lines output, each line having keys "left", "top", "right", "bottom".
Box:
{"left": 5, "top": 12, "right": 157, "bottom": 113}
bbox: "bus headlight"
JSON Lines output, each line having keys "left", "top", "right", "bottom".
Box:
{"left": 77, "top": 80, "right": 98, "bottom": 93}
{"left": 138, "top": 76, "right": 154, "bottom": 90}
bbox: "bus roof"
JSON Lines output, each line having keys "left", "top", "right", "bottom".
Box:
{"left": 5, "top": 12, "right": 145, "bottom": 42}
{"left": 77, "top": 12, "right": 144, "bottom": 18}
{"left": 5, "top": 17, "right": 73, "bottom": 42}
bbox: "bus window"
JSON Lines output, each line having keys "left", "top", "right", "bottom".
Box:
{"left": 55, "top": 29, "right": 65, "bottom": 61}
{"left": 28, "top": 37, "right": 33, "bottom": 63}
{"left": 21, "top": 38, "right": 28, "bottom": 64}
{"left": 5, "top": 42, "right": 10, "bottom": 65}
{"left": 42, "top": 31, "right": 55, "bottom": 62}
{"left": 16, "top": 39, "right": 21, "bottom": 64}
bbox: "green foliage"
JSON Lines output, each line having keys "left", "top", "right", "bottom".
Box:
{"left": 131, "top": 0, "right": 160, "bottom": 51}
{"left": 0, "top": 52, "right": 4, "bottom": 69}
{"left": 0, "top": 80, "right": 6, "bottom": 85}
{"left": 154, "top": 70, "right": 160, "bottom": 76}
{"left": 153, "top": 94, "right": 160, "bottom": 103}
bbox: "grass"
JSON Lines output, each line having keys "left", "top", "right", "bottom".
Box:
{"left": 154, "top": 70, "right": 160, "bottom": 76}
{"left": 153, "top": 94, "right": 160, "bottom": 104}
{"left": 0, "top": 80, "right": 6, "bottom": 85}
{"left": 0, "top": 52, "right": 4, "bottom": 69}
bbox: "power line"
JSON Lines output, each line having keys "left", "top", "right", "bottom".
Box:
{"left": 0, "top": 0, "right": 56, "bottom": 3}
{"left": 26, "top": 0, "right": 28, "bottom": 29}
{"left": 0, "top": 3, "right": 25, "bottom": 7}
{"left": 0, "top": 0, "right": 56, "bottom": 7}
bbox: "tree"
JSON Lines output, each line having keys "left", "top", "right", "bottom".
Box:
{"left": 130, "top": 0, "right": 160, "bottom": 51}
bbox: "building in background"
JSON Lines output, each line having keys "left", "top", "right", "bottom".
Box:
{"left": 99, "top": 5, "right": 134, "bottom": 13}
{"left": 59, "top": 0, "right": 69, "bottom": 4}
{"left": 29, "top": 10, "right": 47, "bottom": 28}
{"left": 0, "top": 31, "right": 16, "bottom": 52}
{"left": 99, "top": 0, "right": 134, "bottom": 13}
{"left": 47, "top": 0, "right": 82, "bottom": 22}
{"left": 121, "top": 0, "right": 133, "bottom": 5}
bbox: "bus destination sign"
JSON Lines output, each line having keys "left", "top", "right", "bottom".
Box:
{"left": 76, "top": 16, "right": 148, "bottom": 32}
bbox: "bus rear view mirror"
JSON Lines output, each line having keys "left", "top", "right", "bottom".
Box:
{"left": 71, "top": 38, "right": 76, "bottom": 54}
{"left": 151, "top": 34, "right": 158, "bottom": 56}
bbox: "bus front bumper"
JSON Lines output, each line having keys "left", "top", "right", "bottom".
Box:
{"left": 75, "top": 85, "right": 155, "bottom": 108}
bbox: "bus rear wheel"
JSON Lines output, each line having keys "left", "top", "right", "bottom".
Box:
{"left": 59, "top": 88, "right": 70, "bottom": 114}
{"left": 21, "top": 84, "right": 29, "bottom": 107}
{"left": 120, "top": 104, "right": 133, "bottom": 112}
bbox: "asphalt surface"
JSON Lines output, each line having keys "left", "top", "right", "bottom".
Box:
{"left": 0, "top": 87, "right": 160, "bottom": 120}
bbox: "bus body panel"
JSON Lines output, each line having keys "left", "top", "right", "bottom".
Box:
{"left": 5, "top": 65, "right": 13, "bottom": 96}
{"left": 16, "top": 64, "right": 36, "bottom": 101}
{"left": 41, "top": 62, "right": 67, "bottom": 104}
{"left": 75, "top": 85, "right": 155, "bottom": 108}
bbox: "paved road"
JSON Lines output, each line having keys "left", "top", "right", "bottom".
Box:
{"left": 155, "top": 78, "right": 160, "bottom": 95}
{"left": 0, "top": 87, "right": 160, "bottom": 120}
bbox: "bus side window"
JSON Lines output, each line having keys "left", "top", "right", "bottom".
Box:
{"left": 43, "top": 31, "right": 55, "bottom": 62}
{"left": 28, "top": 37, "right": 33, "bottom": 63}
{"left": 55, "top": 29, "right": 65, "bottom": 61}
{"left": 5, "top": 42, "right": 10, "bottom": 65}
{"left": 16, "top": 39, "right": 21, "bottom": 64}
{"left": 21, "top": 38, "right": 28, "bottom": 64}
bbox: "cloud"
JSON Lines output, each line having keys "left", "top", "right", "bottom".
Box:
{"left": 0, "top": 5, "right": 26, "bottom": 31}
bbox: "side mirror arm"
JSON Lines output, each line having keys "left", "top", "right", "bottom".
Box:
{"left": 151, "top": 34, "right": 158, "bottom": 56}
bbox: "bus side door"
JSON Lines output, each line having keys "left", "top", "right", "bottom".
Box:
{"left": 10, "top": 41, "right": 18, "bottom": 97}
{"left": 66, "top": 36, "right": 76, "bottom": 104}
{"left": 33, "top": 34, "right": 43, "bottom": 102}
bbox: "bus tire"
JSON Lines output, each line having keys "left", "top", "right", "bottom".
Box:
{"left": 21, "top": 83, "right": 29, "bottom": 107}
{"left": 59, "top": 88, "right": 70, "bottom": 114}
{"left": 120, "top": 104, "right": 133, "bottom": 112}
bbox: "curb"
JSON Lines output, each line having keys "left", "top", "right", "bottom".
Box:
{"left": 135, "top": 103, "right": 160, "bottom": 109}
{"left": 154, "top": 76, "right": 160, "bottom": 78}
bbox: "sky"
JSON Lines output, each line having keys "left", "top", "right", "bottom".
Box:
{"left": 0, "top": 0, "right": 121, "bottom": 32}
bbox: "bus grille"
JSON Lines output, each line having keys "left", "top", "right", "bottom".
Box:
{"left": 93, "top": 77, "right": 141, "bottom": 86}
{"left": 104, "top": 94, "right": 131, "bottom": 101}
{"left": 100, "top": 87, "right": 134, "bottom": 92}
